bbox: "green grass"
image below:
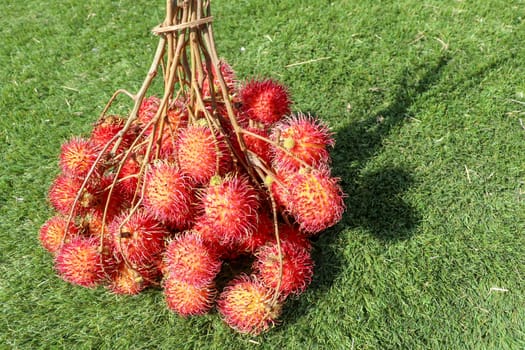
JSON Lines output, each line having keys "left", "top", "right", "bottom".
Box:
{"left": 1, "top": 0, "right": 524, "bottom": 348}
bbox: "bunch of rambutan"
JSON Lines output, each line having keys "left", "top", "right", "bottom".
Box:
{"left": 40, "top": 64, "right": 345, "bottom": 334}
{"left": 40, "top": 0, "right": 345, "bottom": 336}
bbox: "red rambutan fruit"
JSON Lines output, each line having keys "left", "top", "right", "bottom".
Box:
{"left": 79, "top": 209, "right": 112, "bottom": 244}
{"left": 201, "top": 60, "right": 237, "bottom": 99}
{"left": 240, "top": 79, "right": 291, "bottom": 126}
{"left": 110, "top": 210, "right": 169, "bottom": 266}
{"left": 108, "top": 263, "right": 147, "bottom": 295}
{"left": 193, "top": 219, "right": 241, "bottom": 260}
{"left": 264, "top": 167, "right": 296, "bottom": 210}
{"left": 147, "top": 101, "right": 190, "bottom": 160}
{"left": 177, "top": 126, "right": 232, "bottom": 185}
{"left": 271, "top": 114, "right": 335, "bottom": 171}
{"left": 276, "top": 223, "right": 312, "bottom": 252}
{"left": 48, "top": 174, "right": 87, "bottom": 216}
{"left": 217, "top": 275, "right": 282, "bottom": 335}
{"left": 163, "top": 275, "right": 216, "bottom": 317}
{"left": 39, "top": 215, "right": 80, "bottom": 254}
{"left": 237, "top": 212, "right": 274, "bottom": 254}
{"left": 137, "top": 96, "right": 160, "bottom": 129}
{"left": 164, "top": 231, "right": 221, "bottom": 286}
{"left": 142, "top": 162, "right": 195, "bottom": 229}
{"left": 54, "top": 236, "right": 115, "bottom": 288}
{"left": 117, "top": 155, "right": 142, "bottom": 202}
{"left": 93, "top": 174, "right": 128, "bottom": 220}
{"left": 108, "top": 262, "right": 161, "bottom": 295}
{"left": 253, "top": 239, "right": 314, "bottom": 297}
{"left": 242, "top": 127, "right": 272, "bottom": 166}
{"left": 90, "top": 115, "right": 136, "bottom": 154}
{"left": 166, "top": 101, "right": 189, "bottom": 130}
{"left": 200, "top": 175, "right": 260, "bottom": 243}
{"left": 288, "top": 169, "right": 345, "bottom": 235}
{"left": 59, "top": 137, "right": 100, "bottom": 178}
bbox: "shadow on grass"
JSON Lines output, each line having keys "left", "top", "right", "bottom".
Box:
{"left": 276, "top": 56, "right": 451, "bottom": 331}
{"left": 333, "top": 55, "right": 451, "bottom": 239}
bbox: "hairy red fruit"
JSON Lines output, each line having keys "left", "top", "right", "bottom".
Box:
{"left": 79, "top": 210, "right": 113, "bottom": 245}
{"left": 271, "top": 114, "right": 335, "bottom": 170}
{"left": 276, "top": 224, "right": 312, "bottom": 252}
{"left": 108, "top": 263, "right": 147, "bottom": 295}
{"left": 108, "top": 262, "right": 160, "bottom": 295}
{"left": 110, "top": 210, "right": 169, "bottom": 266}
{"left": 254, "top": 239, "right": 314, "bottom": 297}
{"left": 177, "top": 126, "right": 232, "bottom": 185}
{"left": 237, "top": 212, "right": 274, "bottom": 254}
{"left": 217, "top": 275, "right": 281, "bottom": 335}
{"left": 193, "top": 219, "right": 241, "bottom": 260}
{"left": 242, "top": 127, "right": 272, "bottom": 166}
{"left": 59, "top": 137, "right": 100, "bottom": 178}
{"left": 288, "top": 169, "right": 345, "bottom": 235}
{"left": 137, "top": 96, "right": 160, "bottom": 129}
{"left": 240, "top": 79, "right": 291, "bottom": 126}
{"left": 94, "top": 175, "right": 127, "bottom": 220}
{"left": 163, "top": 276, "right": 216, "bottom": 317}
{"left": 264, "top": 166, "right": 296, "bottom": 210}
{"left": 39, "top": 216, "right": 80, "bottom": 254}
{"left": 142, "top": 163, "right": 195, "bottom": 229}
{"left": 48, "top": 174, "right": 89, "bottom": 216}
{"left": 200, "top": 175, "right": 260, "bottom": 243}
{"left": 149, "top": 102, "right": 190, "bottom": 160}
{"left": 90, "top": 115, "right": 135, "bottom": 154}
{"left": 54, "top": 236, "right": 115, "bottom": 288}
{"left": 201, "top": 60, "right": 237, "bottom": 99}
{"left": 117, "top": 155, "right": 142, "bottom": 202}
{"left": 164, "top": 232, "right": 221, "bottom": 286}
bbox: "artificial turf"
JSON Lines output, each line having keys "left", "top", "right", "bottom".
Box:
{"left": 1, "top": 0, "right": 524, "bottom": 348}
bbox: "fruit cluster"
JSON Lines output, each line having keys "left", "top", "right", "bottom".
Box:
{"left": 40, "top": 62, "right": 345, "bottom": 335}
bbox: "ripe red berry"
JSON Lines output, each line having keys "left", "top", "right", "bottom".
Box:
{"left": 110, "top": 210, "right": 169, "bottom": 266}
{"left": 142, "top": 162, "right": 195, "bottom": 229}
{"left": 253, "top": 239, "right": 314, "bottom": 297}
{"left": 54, "top": 236, "right": 115, "bottom": 288}
{"left": 164, "top": 232, "right": 221, "bottom": 286}
{"left": 271, "top": 114, "right": 334, "bottom": 171}
{"left": 288, "top": 169, "right": 345, "bottom": 235}
{"left": 163, "top": 275, "right": 216, "bottom": 317}
{"left": 177, "top": 126, "right": 232, "bottom": 185}
{"left": 48, "top": 174, "right": 87, "bottom": 216}
{"left": 90, "top": 115, "right": 135, "bottom": 154}
{"left": 108, "top": 262, "right": 160, "bottom": 295}
{"left": 217, "top": 275, "right": 282, "bottom": 335}
{"left": 137, "top": 96, "right": 160, "bottom": 130}
{"left": 39, "top": 216, "right": 80, "bottom": 254}
{"left": 237, "top": 212, "right": 274, "bottom": 254}
{"left": 117, "top": 155, "right": 142, "bottom": 202}
{"left": 200, "top": 175, "right": 260, "bottom": 244}
{"left": 59, "top": 137, "right": 100, "bottom": 178}
{"left": 201, "top": 60, "right": 237, "bottom": 99}
{"left": 240, "top": 79, "right": 291, "bottom": 126}
{"left": 242, "top": 127, "right": 272, "bottom": 166}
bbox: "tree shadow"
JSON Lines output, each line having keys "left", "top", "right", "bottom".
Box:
{"left": 276, "top": 56, "right": 451, "bottom": 331}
